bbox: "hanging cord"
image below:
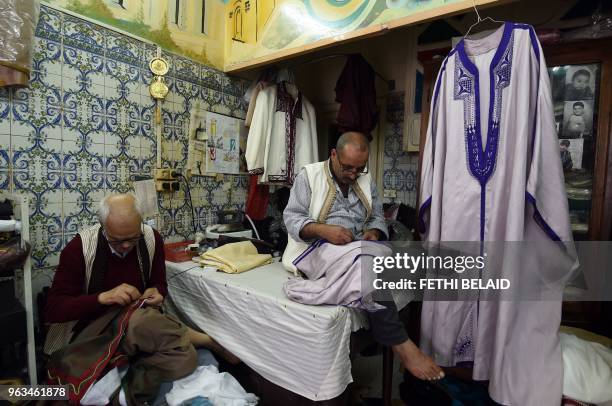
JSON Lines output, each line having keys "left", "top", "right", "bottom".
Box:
{"left": 244, "top": 213, "right": 261, "bottom": 240}
{"left": 174, "top": 172, "right": 197, "bottom": 235}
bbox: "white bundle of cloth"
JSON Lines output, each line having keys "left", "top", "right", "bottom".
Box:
{"left": 165, "top": 365, "right": 258, "bottom": 406}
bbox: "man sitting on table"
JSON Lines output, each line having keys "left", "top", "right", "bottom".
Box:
{"left": 283, "top": 132, "right": 443, "bottom": 381}
{"left": 44, "top": 193, "right": 234, "bottom": 404}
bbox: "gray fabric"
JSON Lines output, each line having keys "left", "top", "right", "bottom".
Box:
{"left": 283, "top": 168, "right": 387, "bottom": 244}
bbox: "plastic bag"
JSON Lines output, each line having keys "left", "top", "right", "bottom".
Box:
{"left": 0, "top": 236, "right": 31, "bottom": 276}
{"left": 0, "top": 0, "right": 40, "bottom": 86}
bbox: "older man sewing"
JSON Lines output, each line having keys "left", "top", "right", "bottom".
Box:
{"left": 283, "top": 132, "right": 443, "bottom": 381}
{"left": 44, "top": 193, "right": 235, "bottom": 404}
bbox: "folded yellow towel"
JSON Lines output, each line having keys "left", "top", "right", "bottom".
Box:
{"left": 198, "top": 241, "right": 272, "bottom": 273}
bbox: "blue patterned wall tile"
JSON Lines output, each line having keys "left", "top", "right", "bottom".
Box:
{"left": 142, "top": 43, "right": 157, "bottom": 69}
{"left": 60, "top": 74, "right": 80, "bottom": 95}
{"left": 174, "top": 55, "right": 199, "bottom": 84}
{"left": 32, "top": 37, "right": 62, "bottom": 78}
{"left": 136, "top": 149, "right": 154, "bottom": 175}
{"left": 125, "top": 137, "right": 140, "bottom": 160}
{"left": 30, "top": 205, "right": 64, "bottom": 269}
{"left": 90, "top": 82, "right": 106, "bottom": 100}
{"left": 125, "top": 80, "right": 141, "bottom": 105}
{"left": 105, "top": 59, "right": 140, "bottom": 87}
{"left": 44, "top": 73, "right": 63, "bottom": 90}
{"left": 126, "top": 108, "right": 148, "bottom": 141}
{"left": 140, "top": 142, "right": 155, "bottom": 161}
{"left": 63, "top": 203, "right": 97, "bottom": 237}
{"left": 140, "top": 68, "right": 153, "bottom": 93}
{"left": 140, "top": 111, "right": 155, "bottom": 143}
{"left": 382, "top": 91, "right": 420, "bottom": 207}
{"left": 0, "top": 134, "right": 9, "bottom": 190}
{"left": 63, "top": 14, "right": 105, "bottom": 55}
{"left": 0, "top": 175, "right": 8, "bottom": 192}
{"left": 62, "top": 45, "right": 105, "bottom": 80}
{"left": 0, "top": 99, "right": 9, "bottom": 135}
{"left": 168, "top": 89, "right": 186, "bottom": 110}
{"left": 222, "top": 75, "right": 242, "bottom": 97}
{"left": 36, "top": 5, "right": 63, "bottom": 42}
{"left": 87, "top": 140, "right": 105, "bottom": 157}
{"left": 106, "top": 30, "right": 143, "bottom": 67}
{"left": 105, "top": 98, "right": 128, "bottom": 134}
{"left": 201, "top": 87, "right": 223, "bottom": 110}
{"left": 62, "top": 190, "right": 83, "bottom": 205}
{"left": 62, "top": 147, "right": 105, "bottom": 199}
{"left": 175, "top": 79, "right": 200, "bottom": 102}
{"left": 12, "top": 83, "right": 62, "bottom": 136}
{"left": 210, "top": 101, "right": 230, "bottom": 116}
{"left": 11, "top": 135, "right": 62, "bottom": 194}
{"left": 41, "top": 124, "right": 62, "bottom": 141}
{"left": 104, "top": 76, "right": 121, "bottom": 98}
{"left": 123, "top": 101, "right": 143, "bottom": 137}
{"left": 404, "top": 169, "right": 416, "bottom": 191}
{"left": 63, "top": 91, "right": 106, "bottom": 136}
{"left": 103, "top": 140, "right": 122, "bottom": 160}
{"left": 6, "top": 8, "right": 249, "bottom": 276}
{"left": 88, "top": 69, "right": 105, "bottom": 86}
{"left": 223, "top": 94, "right": 244, "bottom": 118}
{"left": 0, "top": 133, "right": 9, "bottom": 149}
{"left": 156, "top": 51, "right": 175, "bottom": 79}
{"left": 201, "top": 68, "right": 222, "bottom": 91}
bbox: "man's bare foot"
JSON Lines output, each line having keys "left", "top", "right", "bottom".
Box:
{"left": 392, "top": 340, "right": 444, "bottom": 381}
{"left": 187, "top": 327, "right": 241, "bottom": 364}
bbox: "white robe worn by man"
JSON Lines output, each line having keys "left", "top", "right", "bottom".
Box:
{"left": 419, "top": 22, "right": 578, "bottom": 405}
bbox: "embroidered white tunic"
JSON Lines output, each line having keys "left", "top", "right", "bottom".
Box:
{"left": 419, "top": 23, "right": 578, "bottom": 406}
{"left": 246, "top": 82, "right": 318, "bottom": 185}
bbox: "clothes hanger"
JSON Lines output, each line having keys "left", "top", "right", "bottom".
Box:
{"left": 463, "top": 0, "right": 504, "bottom": 40}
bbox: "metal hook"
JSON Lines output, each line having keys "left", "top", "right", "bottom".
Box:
{"left": 464, "top": 0, "right": 504, "bottom": 39}
{"left": 472, "top": 0, "right": 482, "bottom": 23}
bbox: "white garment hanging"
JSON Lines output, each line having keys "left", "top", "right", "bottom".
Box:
{"left": 246, "top": 82, "right": 318, "bottom": 185}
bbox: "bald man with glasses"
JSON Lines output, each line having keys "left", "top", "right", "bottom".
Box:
{"left": 283, "top": 132, "right": 443, "bottom": 381}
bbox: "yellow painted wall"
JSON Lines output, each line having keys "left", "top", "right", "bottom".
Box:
{"left": 43, "top": 0, "right": 506, "bottom": 73}
{"left": 224, "top": 0, "right": 465, "bottom": 69}
{"left": 44, "top": 0, "right": 226, "bottom": 69}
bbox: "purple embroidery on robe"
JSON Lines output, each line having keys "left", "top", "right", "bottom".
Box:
{"left": 455, "top": 22, "right": 514, "bottom": 187}
{"left": 525, "top": 192, "right": 562, "bottom": 241}
{"left": 454, "top": 22, "right": 514, "bottom": 242}
{"left": 293, "top": 239, "right": 327, "bottom": 266}
{"left": 454, "top": 304, "right": 476, "bottom": 362}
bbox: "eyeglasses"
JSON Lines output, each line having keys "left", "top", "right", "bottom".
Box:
{"left": 102, "top": 229, "right": 143, "bottom": 247}
{"left": 336, "top": 156, "right": 368, "bottom": 175}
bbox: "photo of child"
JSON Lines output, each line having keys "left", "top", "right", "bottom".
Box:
{"left": 564, "top": 65, "right": 597, "bottom": 100}
{"left": 563, "top": 101, "right": 593, "bottom": 138}
{"left": 559, "top": 138, "right": 584, "bottom": 170}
